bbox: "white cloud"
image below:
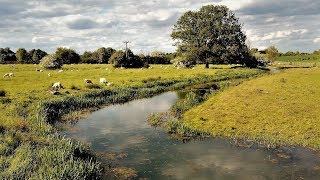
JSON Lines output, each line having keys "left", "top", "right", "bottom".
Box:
{"left": 314, "top": 38, "right": 320, "bottom": 43}
{"left": 0, "top": 0, "right": 319, "bottom": 53}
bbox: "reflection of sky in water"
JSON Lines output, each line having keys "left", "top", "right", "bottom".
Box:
{"left": 61, "top": 92, "right": 320, "bottom": 179}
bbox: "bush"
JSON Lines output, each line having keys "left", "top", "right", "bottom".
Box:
{"left": 0, "top": 89, "right": 6, "bottom": 97}
{"left": 109, "top": 50, "right": 145, "bottom": 68}
{"left": 39, "top": 54, "right": 63, "bottom": 69}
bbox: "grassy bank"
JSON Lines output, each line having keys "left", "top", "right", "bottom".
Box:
{"left": 0, "top": 64, "right": 264, "bottom": 178}
{"left": 184, "top": 68, "right": 320, "bottom": 149}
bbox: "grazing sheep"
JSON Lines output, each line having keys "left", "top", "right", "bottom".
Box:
{"left": 48, "top": 73, "right": 51, "bottom": 77}
{"left": 100, "top": 78, "right": 108, "bottom": 84}
{"left": 58, "top": 70, "right": 63, "bottom": 73}
{"left": 52, "top": 82, "right": 64, "bottom": 90}
{"left": 148, "top": 66, "right": 153, "bottom": 69}
{"left": 84, "top": 79, "right": 92, "bottom": 84}
{"left": 107, "top": 82, "right": 114, "bottom": 86}
{"left": 3, "top": 73, "right": 14, "bottom": 78}
{"left": 105, "top": 68, "right": 108, "bottom": 71}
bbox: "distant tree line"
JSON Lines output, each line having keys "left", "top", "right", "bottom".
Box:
{"left": 0, "top": 47, "right": 175, "bottom": 68}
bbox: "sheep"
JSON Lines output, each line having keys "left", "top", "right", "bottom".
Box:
{"left": 48, "top": 73, "right": 51, "bottom": 77}
{"left": 148, "top": 66, "right": 153, "bottom": 69}
{"left": 100, "top": 78, "right": 108, "bottom": 84}
{"left": 107, "top": 82, "right": 114, "bottom": 86}
{"left": 52, "top": 82, "right": 64, "bottom": 90}
{"left": 105, "top": 68, "right": 108, "bottom": 71}
{"left": 3, "top": 73, "right": 14, "bottom": 78}
{"left": 84, "top": 79, "right": 92, "bottom": 84}
{"left": 58, "top": 70, "right": 63, "bottom": 73}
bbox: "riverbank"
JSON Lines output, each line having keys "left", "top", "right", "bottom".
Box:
{"left": 184, "top": 68, "right": 320, "bottom": 149}
{"left": 0, "top": 64, "right": 264, "bottom": 178}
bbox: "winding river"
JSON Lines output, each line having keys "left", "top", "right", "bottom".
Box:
{"left": 60, "top": 92, "right": 320, "bottom": 179}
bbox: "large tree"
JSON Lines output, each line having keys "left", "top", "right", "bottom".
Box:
{"left": 16, "top": 48, "right": 32, "bottom": 64}
{"left": 95, "top": 47, "right": 115, "bottom": 64}
{"left": 0, "top": 47, "right": 16, "bottom": 64}
{"left": 55, "top": 47, "right": 80, "bottom": 64}
{"left": 29, "top": 49, "right": 47, "bottom": 64}
{"left": 171, "top": 5, "right": 256, "bottom": 67}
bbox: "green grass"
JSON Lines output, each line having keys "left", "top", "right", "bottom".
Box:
{"left": 277, "top": 54, "right": 320, "bottom": 63}
{"left": 184, "top": 68, "right": 320, "bottom": 149}
{"left": 0, "top": 64, "right": 264, "bottom": 179}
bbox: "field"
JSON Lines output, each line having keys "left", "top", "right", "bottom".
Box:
{"left": 0, "top": 64, "right": 264, "bottom": 178}
{"left": 184, "top": 68, "right": 320, "bottom": 149}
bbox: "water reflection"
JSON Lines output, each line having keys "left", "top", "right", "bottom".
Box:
{"left": 61, "top": 92, "right": 320, "bottom": 179}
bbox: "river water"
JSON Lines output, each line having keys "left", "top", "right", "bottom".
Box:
{"left": 60, "top": 92, "right": 320, "bottom": 179}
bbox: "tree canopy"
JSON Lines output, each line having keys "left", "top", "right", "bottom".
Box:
{"left": 55, "top": 47, "right": 80, "bottom": 64}
{"left": 0, "top": 48, "right": 16, "bottom": 63}
{"left": 171, "top": 5, "right": 257, "bottom": 67}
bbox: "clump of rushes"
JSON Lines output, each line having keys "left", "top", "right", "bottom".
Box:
{"left": 70, "top": 85, "right": 80, "bottom": 90}
{"left": 0, "top": 89, "right": 6, "bottom": 97}
{"left": 85, "top": 84, "right": 101, "bottom": 89}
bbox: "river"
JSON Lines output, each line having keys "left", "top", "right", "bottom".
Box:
{"left": 60, "top": 92, "right": 320, "bottom": 179}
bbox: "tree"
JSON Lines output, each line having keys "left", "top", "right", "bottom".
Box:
{"left": 171, "top": 5, "right": 257, "bottom": 67}
{"left": 109, "top": 49, "right": 145, "bottom": 68}
{"left": 95, "top": 47, "right": 116, "bottom": 64}
{"left": 29, "top": 49, "right": 47, "bottom": 64}
{"left": 39, "top": 54, "right": 63, "bottom": 69}
{"left": 16, "top": 48, "right": 31, "bottom": 63}
{"left": 0, "top": 47, "right": 16, "bottom": 64}
{"left": 80, "top": 51, "right": 99, "bottom": 64}
{"left": 266, "top": 45, "right": 279, "bottom": 62}
{"left": 55, "top": 47, "right": 80, "bottom": 64}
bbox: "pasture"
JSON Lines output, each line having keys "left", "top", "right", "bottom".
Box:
{"left": 184, "top": 68, "right": 320, "bottom": 149}
{"left": 0, "top": 64, "right": 264, "bottom": 178}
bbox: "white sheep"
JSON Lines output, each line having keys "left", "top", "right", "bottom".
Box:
{"left": 148, "top": 66, "right": 153, "bottom": 69}
{"left": 100, "top": 78, "right": 108, "bottom": 84}
{"left": 3, "top": 73, "right": 14, "bottom": 78}
{"left": 52, "top": 82, "right": 64, "bottom": 89}
{"left": 84, "top": 79, "right": 92, "bottom": 84}
{"left": 48, "top": 73, "right": 51, "bottom": 77}
{"left": 58, "top": 70, "right": 63, "bottom": 73}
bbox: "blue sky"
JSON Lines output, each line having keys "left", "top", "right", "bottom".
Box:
{"left": 0, "top": 0, "right": 319, "bottom": 53}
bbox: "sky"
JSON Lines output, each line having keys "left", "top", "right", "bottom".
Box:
{"left": 0, "top": 0, "right": 319, "bottom": 54}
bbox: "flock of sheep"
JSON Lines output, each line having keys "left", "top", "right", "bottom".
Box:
{"left": 3, "top": 68, "right": 114, "bottom": 94}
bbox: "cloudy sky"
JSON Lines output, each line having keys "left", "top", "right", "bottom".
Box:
{"left": 0, "top": 0, "right": 319, "bottom": 54}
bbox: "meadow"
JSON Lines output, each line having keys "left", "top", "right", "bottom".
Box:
{"left": 184, "top": 68, "right": 320, "bottom": 149}
{"left": 0, "top": 64, "right": 264, "bottom": 178}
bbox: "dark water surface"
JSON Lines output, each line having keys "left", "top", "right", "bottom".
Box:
{"left": 60, "top": 92, "right": 320, "bottom": 179}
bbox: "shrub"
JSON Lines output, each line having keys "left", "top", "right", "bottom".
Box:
{"left": 39, "top": 54, "right": 63, "bottom": 69}
{"left": 109, "top": 50, "right": 145, "bottom": 68}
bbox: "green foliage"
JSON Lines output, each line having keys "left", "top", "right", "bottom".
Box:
{"left": 55, "top": 47, "right": 80, "bottom": 64}
{"left": 96, "top": 47, "right": 115, "bottom": 64}
{"left": 171, "top": 5, "right": 256, "bottom": 67}
{"left": 16, "top": 48, "right": 32, "bottom": 64}
{"left": 80, "top": 51, "right": 99, "bottom": 64}
{"left": 0, "top": 48, "right": 16, "bottom": 64}
{"left": 266, "top": 45, "right": 279, "bottom": 62}
{"left": 29, "top": 49, "right": 48, "bottom": 64}
{"left": 39, "top": 54, "right": 63, "bottom": 69}
{"left": 109, "top": 50, "right": 145, "bottom": 68}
